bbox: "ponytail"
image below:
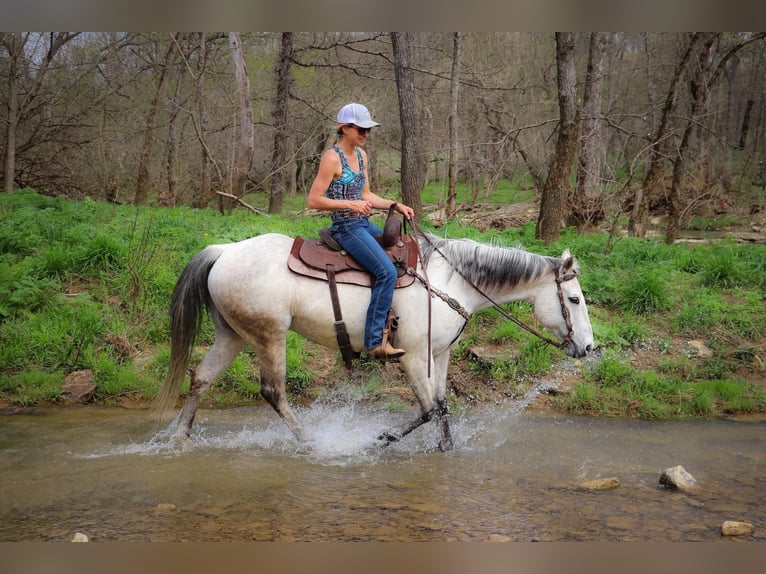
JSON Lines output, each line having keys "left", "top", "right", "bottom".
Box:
{"left": 332, "top": 125, "right": 344, "bottom": 146}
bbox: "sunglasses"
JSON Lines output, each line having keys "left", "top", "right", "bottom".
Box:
{"left": 351, "top": 125, "right": 371, "bottom": 135}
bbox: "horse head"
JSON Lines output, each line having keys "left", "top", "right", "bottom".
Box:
{"left": 534, "top": 248, "right": 594, "bottom": 358}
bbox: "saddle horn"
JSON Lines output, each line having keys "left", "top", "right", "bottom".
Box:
{"left": 379, "top": 203, "right": 402, "bottom": 248}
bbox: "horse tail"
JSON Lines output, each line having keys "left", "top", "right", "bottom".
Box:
{"left": 154, "top": 246, "right": 223, "bottom": 418}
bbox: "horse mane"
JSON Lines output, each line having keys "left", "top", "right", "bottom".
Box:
{"left": 419, "top": 232, "right": 568, "bottom": 291}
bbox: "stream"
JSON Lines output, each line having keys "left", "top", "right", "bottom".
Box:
{"left": 1, "top": 394, "right": 764, "bottom": 542}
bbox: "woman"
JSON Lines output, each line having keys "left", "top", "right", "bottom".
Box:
{"left": 308, "top": 102, "right": 415, "bottom": 361}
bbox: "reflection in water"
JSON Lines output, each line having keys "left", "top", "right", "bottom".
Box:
{"left": 1, "top": 398, "right": 764, "bottom": 542}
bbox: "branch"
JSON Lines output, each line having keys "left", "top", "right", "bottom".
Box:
{"left": 214, "top": 191, "right": 269, "bottom": 215}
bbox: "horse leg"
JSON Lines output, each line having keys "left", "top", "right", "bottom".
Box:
{"left": 176, "top": 329, "right": 244, "bottom": 438}
{"left": 378, "top": 352, "right": 439, "bottom": 447}
{"left": 378, "top": 410, "right": 433, "bottom": 446}
{"left": 436, "top": 398, "right": 453, "bottom": 452}
{"left": 256, "top": 337, "right": 308, "bottom": 443}
{"left": 433, "top": 351, "right": 454, "bottom": 452}
{"left": 379, "top": 351, "right": 455, "bottom": 451}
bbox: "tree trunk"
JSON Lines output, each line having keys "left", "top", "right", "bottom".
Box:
{"left": 569, "top": 32, "right": 609, "bottom": 230}
{"left": 739, "top": 99, "right": 755, "bottom": 150}
{"left": 446, "top": 32, "right": 462, "bottom": 220}
{"left": 665, "top": 32, "right": 765, "bottom": 244}
{"left": 666, "top": 34, "right": 719, "bottom": 244}
{"left": 3, "top": 32, "right": 78, "bottom": 193}
{"left": 135, "top": 37, "right": 175, "bottom": 205}
{"left": 193, "top": 33, "right": 212, "bottom": 209}
{"left": 268, "top": 32, "right": 293, "bottom": 214}
{"left": 391, "top": 32, "right": 423, "bottom": 219}
{"left": 160, "top": 73, "right": 183, "bottom": 207}
{"left": 228, "top": 32, "right": 254, "bottom": 209}
{"left": 2, "top": 33, "right": 22, "bottom": 193}
{"left": 536, "top": 32, "right": 579, "bottom": 244}
{"left": 628, "top": 33, "right": 703, "bottom": 237}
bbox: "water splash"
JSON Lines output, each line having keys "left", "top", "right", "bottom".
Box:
{"left": 75, "top": 393, "right": 513, "bottom": 465}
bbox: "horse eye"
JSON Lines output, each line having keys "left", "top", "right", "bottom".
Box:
{"left": 568, "top": 296, "right": 580, "bottom": 305}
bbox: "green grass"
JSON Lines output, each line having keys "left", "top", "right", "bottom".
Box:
{"left": 558, "top": 348, "right": 766, "bottom": 418}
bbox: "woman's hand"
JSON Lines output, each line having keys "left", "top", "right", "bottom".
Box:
{"left": 348, "top": 200, "right": 373, "bottom": 215}
{"left": 396, "top": 203, "right": 415, "bottom": 220}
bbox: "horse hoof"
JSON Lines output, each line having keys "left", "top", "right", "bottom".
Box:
{"left": 173, "top": 432, "right": 191, "bottom": 446}
{"left": 377, "top": 431, "right": 401, "bottom": 446}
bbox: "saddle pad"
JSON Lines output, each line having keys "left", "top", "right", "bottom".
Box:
{"left": 288, "top": 236, "right": 417, "bottom": 289}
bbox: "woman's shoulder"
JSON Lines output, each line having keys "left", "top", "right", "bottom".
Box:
{"left": 321, "top": 147, "right": 343, "bottom": 164}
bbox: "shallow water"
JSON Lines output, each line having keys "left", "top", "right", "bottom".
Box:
{"left": 1, "top": 396, "right": 764, "bottom": 542}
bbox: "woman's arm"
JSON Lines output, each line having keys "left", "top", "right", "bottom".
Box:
{"left": 307, "top": 149, "right": 372, "bottom": 215}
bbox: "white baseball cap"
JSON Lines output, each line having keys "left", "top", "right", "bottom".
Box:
{"left": 336, "top": 103, "right": 380, "bottom": 128}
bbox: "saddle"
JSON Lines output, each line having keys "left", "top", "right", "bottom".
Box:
{"left": 287, "top": 209, "right": 418, "bottom": 289}
{"left": 286, "top": 205, "right": 419, "bottom": 369}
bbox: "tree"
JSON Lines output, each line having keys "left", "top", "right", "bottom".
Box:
{"left": 192, "top": 32, "right": 213, "bottom": 209}
{"left": 536, "top": 32, "right": 579, "bottom": 244}
{"left": 569, "top": 32, "right": 609, "bottom": 231}
{"left": 134, "top": 35, "right": 175, "bottom": 205}
{"left": 665, "top": 32, "right": 766, "bottom": 244}
{"left": 446, "top": 32, "right": 462, "bottom": 220}
{"left": 1, "top": 32, "right": 81, "bottom": 193}
{"left": 2, "top": 32, "right": 21, "bottom": 192}
{"left": 268, "top": 32, "right": 293, "bottom": 214}
{"left": 391, "top": 32, "right": 424, "bottom": 219}
{"left": 227, "top": 32, "right": 254, "bottom": 211}
{"left": 627, "top": 33, "right": 704, "bottom": 237}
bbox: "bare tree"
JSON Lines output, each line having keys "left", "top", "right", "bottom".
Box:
{"left": 665, "top": 32, "right": 766, "bottom": 243}
{"left": 4, "top": 31, "right": 765, "bottom": 227}
{"left": 268, "top": 32, "right": 293, "bottom": 214}
{"left": 536, "top": 32, "right": 579, "bottom": 244}
{"left": 2, "top": 32, "right": 81, "bottom": 193}
{"left": 391, "top": 32, "right": 424, "bottom": 219}
{"left": 135, "top": 35, "right": 176, "bottom": 205}
{"left": 569, "top": 32, "right": 609, "bottom": 231}
{"left": 158, "top": 34, "right": 194, "bottom": 207}
{"left": 2, "top": 32, "right": 21, "bottom": 192}
{"left": 627, "top": 33, "right": 705, "bottom": 237}
{"left": 192, "top": 33, "right": 212, "bottom": 208}
{"left": 446, "top": 32, "right": 462, "bottom": 220}
{"left": 665, "top": 34, "right": 719, "bottom": 243}
{"left": 226, "top": 32, "right": 255, "bottom": 212}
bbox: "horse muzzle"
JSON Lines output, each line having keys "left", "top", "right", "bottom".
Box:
{"left": 566, "top": 341, "right": 593, "bottom": 358}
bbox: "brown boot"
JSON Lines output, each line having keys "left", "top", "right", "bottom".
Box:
{"left": 365, "top": 343, "right": 406, "bottom": 361}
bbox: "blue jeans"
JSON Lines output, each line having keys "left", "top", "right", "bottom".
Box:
{"left": 330, "top": 217, "right": 397, "bottom": 349}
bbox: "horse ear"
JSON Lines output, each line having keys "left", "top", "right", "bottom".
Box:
{"left": 560, "top": 248, "right": 575, "bottom": 274}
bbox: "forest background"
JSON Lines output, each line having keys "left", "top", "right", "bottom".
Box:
{"left": 2, "top": 32, "right": 766, "bottom": 240}
{"left": 1, "top": 32, "right": 765, "bottom": 416}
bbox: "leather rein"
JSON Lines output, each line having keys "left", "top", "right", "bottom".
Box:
{"left": 404, "top": 220, "right": 576, "bottom": 352}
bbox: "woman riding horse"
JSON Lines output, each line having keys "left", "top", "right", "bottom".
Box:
{"left": 307, "top": 103, "right": 415, "bottom": 361}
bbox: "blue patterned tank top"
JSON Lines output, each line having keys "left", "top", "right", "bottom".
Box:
{"left": 326, "top": 145, "right": 365, "bottom": 221}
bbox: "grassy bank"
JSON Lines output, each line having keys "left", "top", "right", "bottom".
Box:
{"left": 1, "top": 188, "right": 765, "bottom": 418}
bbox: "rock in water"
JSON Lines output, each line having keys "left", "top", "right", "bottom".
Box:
{"left": 577, "top": 477, "right": 620, "bottom": 491}
{"left": 659, "top": 465, "right": 699, "bottom": 491}
{"left": 721, "top": 521, "right": 754, "bottom": 537}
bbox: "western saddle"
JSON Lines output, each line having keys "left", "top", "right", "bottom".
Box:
{"left": 287, "top": 205, "right": 418, "bottom": 368}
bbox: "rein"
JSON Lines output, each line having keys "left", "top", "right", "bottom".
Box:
{"left": 462, "top": 266, "right": 576, "bottom": 350}
{"left": 407, "top": 223, "right": 575, "bottom": 351}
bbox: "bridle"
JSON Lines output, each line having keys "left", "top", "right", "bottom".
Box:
{"left": 466, "top": 266, "right": 577, "bottom": 350}
{"left": 409, "top": 227, "right": 577, "bottom": 351}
